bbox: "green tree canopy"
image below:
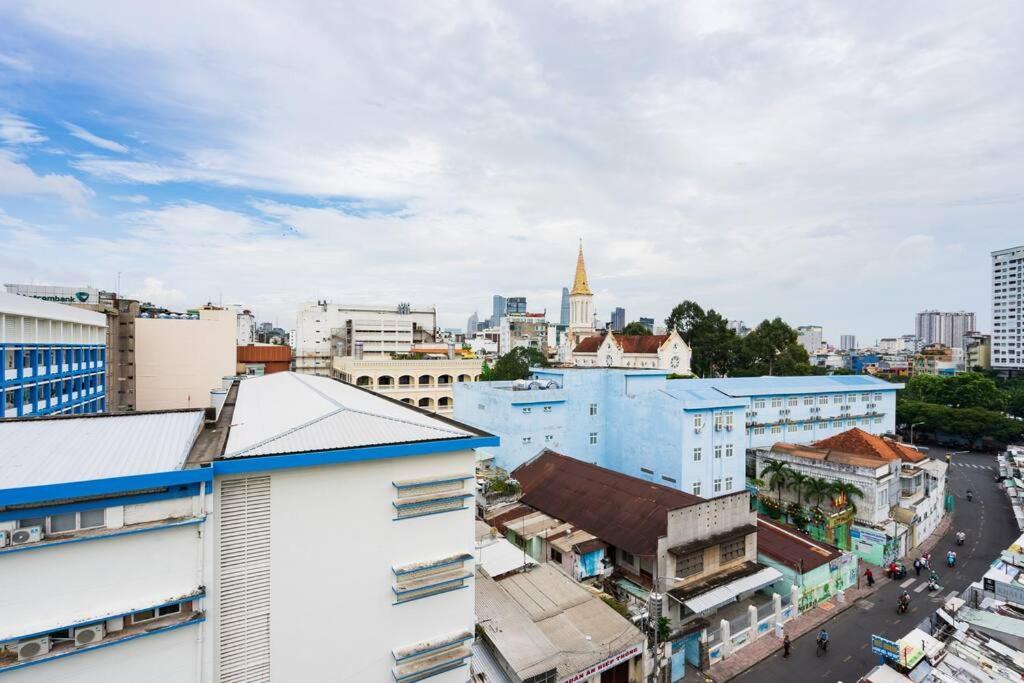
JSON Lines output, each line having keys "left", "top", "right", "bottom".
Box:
{"left": 736, "top": 318, "right": 812, "bottom": 376}
{"left": 903, "top": 372, "right": 1008, "bottom": 412}
{"left": 665, "top": 301, "right": 739, "bottom": 377}
{"left": 481, "top": 346, "right": 550, "bottom": 381}
{"left": 621, "top": 321, "right": 652, "bottom": 336}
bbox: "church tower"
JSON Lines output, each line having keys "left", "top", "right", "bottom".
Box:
{"left": 568, "top": 240, "right": 594, "bottom": 336}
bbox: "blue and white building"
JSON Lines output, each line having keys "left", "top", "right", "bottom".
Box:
{"left": 1, "top": 292, "right": 107, "bottom": 417}
{"left": 0, "top": 372, "right": 497, "bottom": 682}
{"left": 454, "top": 369, "right": 901, "bottom": 500}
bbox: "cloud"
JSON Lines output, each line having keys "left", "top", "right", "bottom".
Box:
{"left": 110, "top": 193, "right": 150, "bottom": 204}
{"left": 133, "top": 277, "right": 186, "bottom": 305}
{"left": 64, "top": 122, "right": 128, "bottom": 153}
{"left": 0, "top": 52, "right": 31, "bottom": 72}
{"left": 0, "top": 112, "right": 47, "bottom": 144}
{"left": 0, "top": 150, "right": 93, "bottom": 207}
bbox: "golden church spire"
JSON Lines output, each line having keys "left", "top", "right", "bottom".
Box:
{"left": 570, "top": 239, "right": 593, "bottom": 296}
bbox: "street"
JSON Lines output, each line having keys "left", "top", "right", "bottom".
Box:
{"left": 734, "top": 447, "right": 1019, "bottom": 683}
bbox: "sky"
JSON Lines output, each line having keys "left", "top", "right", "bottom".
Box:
{"left": 1, "top": 2, "right": 1022, "bottom": 344}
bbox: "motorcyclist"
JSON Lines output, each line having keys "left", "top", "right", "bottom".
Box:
{"left": 956, "top": 531, "right": 966, "bottom": 546}
{"left": 817, "top": 629, "right": 829, "bottom": 652}
{"left": 928, "top": 571, "right": 940, "bottom": 590}
{"left": 898, "top": 591, "right": 910, "bottom": 613}
{"left": 947, "top": 550, "right": 957, "bottom": 567}
{"left": 967, "top": 489, "right": 974, "bottom": 502}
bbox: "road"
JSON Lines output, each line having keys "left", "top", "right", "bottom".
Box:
{"left": 735, "top": 447, "right": 1019, "bottom": 683}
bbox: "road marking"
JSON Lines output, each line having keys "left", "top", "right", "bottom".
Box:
{"left": 843, "top": 655, "right": 852, "bottom": 662}
{"left": 900, "top": 578, "right": 916, "bottom": 588}
{"left": 914, "top": 582, "right": 928, "bottom": 593}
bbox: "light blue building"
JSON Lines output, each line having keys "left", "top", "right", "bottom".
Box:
{"left": 2, "top": 293, "right": 108, "bottom": 417}
{"left": 454, "top": 369, "right": 902, "bottom": 500}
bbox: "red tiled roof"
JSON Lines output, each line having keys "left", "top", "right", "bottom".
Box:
{"left": 618, "top": 334, "right": 669, "bottom": 354}
{"left": 512, "top": 450, "right": 703, "bottom": 555}
{"left": 756, "top": 515, "right": 842, "bottom": 573}
{"left": 813, "top": 428, "right": 926, "bottom": 463}
{"left": 572, "top": 335, "right": 605, "bottom": 353}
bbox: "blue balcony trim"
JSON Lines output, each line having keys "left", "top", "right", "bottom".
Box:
{"left": 0, "top": 517, "right": 205, "bottom": 556}
{"left": 393, "top": 632, "right": 473, "bottom": 662}
{"left": 392, "top": 475, "right": 473, "bottom": 490}
{"left": 0, "top": 616, "right": 205, "bottom": 675}
{"left": 392, "top": 494, "right": 473, "bottom": 511}
{"left": 392, "top": 506, "right": 468, "bottom": 522}
{"left": 393, "top": 572, "right": 473, "bottom": 597}
{"left": 392, "top": 583, "right": 469, "bottom": 606}
{"left": 394, "top": 660, "right": 469, "bottom": 683}
{"left": 0, "top": 468, "right": 214, "bottom": 507}
{"left": 212, "top": 435, "right": 500, "bottom": 476}
{"left": 393, "top": 553, "right": 474, "bottom": 576}
{"left": 0, "top": 484, "right": 203, "bottom": 522}
{"left": 2, "top": 590, "right": 205, "bottom": 642}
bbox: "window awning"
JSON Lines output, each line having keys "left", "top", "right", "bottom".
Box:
{"left": 682, "top": 567, "right": 783, "bottom": 615}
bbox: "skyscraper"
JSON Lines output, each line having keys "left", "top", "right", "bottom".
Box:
{"left": 466, "top": 311, "right": 478, "bottom": 335}
{"left": 559, "top": 287, "right": 570, "bottom": 326}
{"left": 915, "top": 310, "right": 976, "bottom": 348}
{"left": 491, "top": 295, "right": 507, "bottom": 327}
{"left": 611, "top": 307, "right": 625, "bottom": 332}
{"left": 638, "top": 317, "right": 655, "bottom": 333}
{"left": 840, "top": 335, "right": 856, "bottom": 352}
{"left": 506, "top": 297, "right": 527, "bottom": 315}
{"left": 993, "top": 245, "right": 1024, "bottom": 372}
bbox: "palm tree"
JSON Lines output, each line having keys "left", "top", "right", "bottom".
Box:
{"left": 803, "top": 477, "right": 833, "bottom": 510}
{"left": 830, "top": 481, "right": 865, "bottom": 514}
{"left": 760, "top": 459, "right": 792, "bottom": 508}
{"left": 787, "top": 471, "right": 809, "bottom": 507}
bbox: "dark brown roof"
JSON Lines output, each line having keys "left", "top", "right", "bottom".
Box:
{"left": 618, "top": 334, "right": 669, "bottom": 354}
{"left": 237, "top": 344, "right": 291, "bottom": 362}
{"left": 813, "top": 428, "right": 926, "bottom": 464}
{"left": 667, "top": 561, "right": 767, "bottom": 600}
{"left": 512, "top": 450, "right": 703, "bottom": 555}
{"left": 668, "top": 524, "right": 758, "bottom": 558}
{"left": 572, "top": 335, "right": 606, "bottom": 353}
{"left": 756, "top": 516, "right": 842, "bottom": 573}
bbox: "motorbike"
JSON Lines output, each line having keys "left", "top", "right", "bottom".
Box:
{"left": 947, "top": 555, "right": 957, "bottom": 568}
{"left": 928, "top": 579, "right": 941, "bottom": 592}
{"left": 897, "top": 599, "right": 909, "bottom": 614}
{"left": 956, "top": 536, "right": 965, "bottom": 546}
{"left": 887, "top": 563, "right": 907, "bottom": 580}
{"left": 967, "top": 491, "right": 974, "bottom": 502}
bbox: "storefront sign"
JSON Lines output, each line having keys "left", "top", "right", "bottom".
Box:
{"left": 871, "top": 635, "right": 900, "bottom": 662}
{"left": 559, "top": 643, "right": 642, "bottom": 683}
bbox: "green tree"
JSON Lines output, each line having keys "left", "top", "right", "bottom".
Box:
{"left": 484, "top": 347, "right": 550, "bottom": 381}
{"left": 802, "top": 477, "right": 834, "bottom": 510}
{"left": 621, "top": 321, "right": 652, "bottom": 336}
{"left": 1009, "top": 389, "right": 1024, "bottom": 420}
{"left": 940, "top": 373, "right": 1008, "bottom": 411}
{"left": 737, "top": 318, "right": 812, "bottom": 376}
{"left": 665, "top": 301, "right": 739, "bottom": 377}
{"left": 760, "top": 459, "right": 793, "bottom": 508}
{"left": 787, "top": 471, "right": 810, "bottom": 507}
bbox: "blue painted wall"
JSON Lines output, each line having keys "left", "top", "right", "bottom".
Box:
{"left": 2, "top": 342, "right": 106, "bottom": 417}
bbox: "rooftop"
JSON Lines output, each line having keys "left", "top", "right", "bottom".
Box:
{"left": 0, "top": 410, "right": 204, "bottom": 491}
{"left": 512, "top": 450, "right": 703, "bottom": 555}
{"left": 769, "top": 428, "right": 926, "bottom": 468}
{"left": 0, "top": 291, "right": 106, "bottom": 327}
{"left": 223, "top": 372, "right": 484, "bottom": 458}
{"left": 573, "top": 333, "right": 670, "bottom": 354}
{"left": 684, "top": 374, "right": 904, "bottom": 397}
{"left": 756, "top": 515, "right": 842, "bottom": 573}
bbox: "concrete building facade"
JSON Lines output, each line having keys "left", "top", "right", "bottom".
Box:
{"left": 333, "top": 355, "right": 484, "bottom": 415}
{"left": 796, "top": 326, "right": 823, "bottom": 355}
{"left": 1, "top": 292, "right": 107, "bottom": 417}
{"left": 993, "top": 245, "right": 1024, "bottom": 373}
{"left": 570, "top": 330, "right": 691, "bottom": 372}
{"left": 915, "top": 310, "right": 977, "bottom": 349}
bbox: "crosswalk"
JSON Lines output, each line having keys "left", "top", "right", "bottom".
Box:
{"left": 950, "top": 462, "right": 993, "bottom": 470}
{"left": 891, "top": 575, "right": 960, "bottom": 600}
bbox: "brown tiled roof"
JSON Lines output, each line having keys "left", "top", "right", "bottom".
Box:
{"left": 756, "top": 515, "right": 841, "bottom": 573}
{"left": 572, "top": 335, "right": 605, "bottom": 353}
{"left": 813, "top": 428, "right": 926, "bottom": 463}
{"left": 618, "top": 334, "right": 669, "bottom": 354}
{"left": 512, "top": 450, "right": 703, "bottom": 555}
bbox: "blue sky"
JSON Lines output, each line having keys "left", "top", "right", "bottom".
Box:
{"left": 1, "top": 2, "right": 1023, "bottom": 341}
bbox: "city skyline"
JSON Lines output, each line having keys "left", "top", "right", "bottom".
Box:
{"left": 1, "top": 4, "right": 1022, "bottom": 340}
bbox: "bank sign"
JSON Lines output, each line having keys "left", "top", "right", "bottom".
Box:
{"left": 6, "top": 285, "right": 98, "bottom": 305}
{"left": 559, "top": 643, "right": 642, "bottom": 683}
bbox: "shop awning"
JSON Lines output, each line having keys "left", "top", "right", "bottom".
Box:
{"left": 682, "top": 566, "right": 783, "bottom": 615}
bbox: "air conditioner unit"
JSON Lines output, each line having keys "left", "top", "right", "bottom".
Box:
{"left": 74, "top": 624, "right": 105, "bottom": 647}
{"left": 17, "top": 636, "right": 51, "bottom": 661}
{"left": 726, "top": 425, "right": 733, "bottom": 431}
{"left": 0, "top": 530, "right": 8, "bottom": 547}
{"left": 715, "top": 424, "right": 722, "bottom": 431}
{"left": 10, "top": 526, "right": 42, "bottom": 546}
{"left": 694, "top": 426, "right": 702, "bottom": 433}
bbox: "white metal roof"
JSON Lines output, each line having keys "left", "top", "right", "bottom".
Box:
{"left": 0, "top": 291, "right": 106, "bottom": 327}
{"left": 0, "top": 411, "right": 204, "bottom": 490}
{"left": 476, "top": 536, "right": 539, "bottom": 578}
{"left": 223, "top": 372, "right": 474, "bottom": 458}
{"left": 682, "top": 566, "right": 783, "bottom": 614}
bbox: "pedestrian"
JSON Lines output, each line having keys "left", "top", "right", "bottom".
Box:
{"left": 865, "top": 567, "right": 875, "bottom": 587}
{"left": 783, "top": 634, "right": 791, "bottom": 658}
{"left": 914, "top": 558, "right": 921, "bottom": 576}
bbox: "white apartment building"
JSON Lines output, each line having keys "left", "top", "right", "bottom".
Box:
{"left": 993, "top": 245, "right": 1024, "bottom": 372}
{"left": 915, "top": 310, "right": 977, "bottom": 349}
{"left": 797, "top": 325, "right": 823, "bottom": 355}
{"left": 332, "top": 354, "right": 484, "bottom": 415}
{"left": 0, "top": 372, "right": 497, "bottom": 682}
{"left": 294, "top": 302, "right": 437, "bottom": 375}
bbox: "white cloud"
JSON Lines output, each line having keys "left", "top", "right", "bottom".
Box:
{"left": 64, "top": 122, "right": 128, "bottom": 153}
{"left": 0, "top": 112, "right": 46, "bottom": 144}
{"left": 110, "top": 194, "right": 149, "bottom": 204}
{"left": 0, "top": 150, "right": 93, "bottom": 207}
{"left": 133, "top": 277, "right": 186, "bottom": 306}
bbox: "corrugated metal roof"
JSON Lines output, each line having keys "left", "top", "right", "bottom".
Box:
{"left": 681, "top": 566, "right": 783, "bottom": 614}
{"left": 684, "top": 375, "right": 903, "bottom": 397}
{"left": 756, "top": 516, "right": 842, "bottom": 572}
{"left": 0, "top": 411, "right": 204, "bottom": 489}
{"left": 476, "top": 536, "right": 538, "bottom": 578}
{"left": 224, "top": 372, "right": 475, "bottom": 458}
{"left": 660, "top": 385, "right": 747, "bottom": 409}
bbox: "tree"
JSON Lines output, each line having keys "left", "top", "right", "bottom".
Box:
{"left": 483, "top": 347, "right": 550, "bottom": 381}
{"left": 760, "top": 459, "right": 792, "bottom": 508}
{"left": 621, "top": 321, "right": 652, "bottom": 336}
{"left": 665, "top": 301, "right": 739, "bottom": 377}
{"left": 787, "top": 471, "right": 810, "bottom": 507}
{"left": 737, "top": 318, "right": 812, "bottom": 377}
{"left": 830, "top": 481, "right": 865, "bottom": 514}
{"left": 802, "top": 478, "right": 834, "bottom": 510}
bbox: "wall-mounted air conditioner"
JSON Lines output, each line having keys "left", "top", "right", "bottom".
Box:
{"left": 0, "top": 530, "right": 8, "bottom": 547}
{"left": 11, "top": 526, "right": 42, "bottom": 546}
{"left": 17, "top": 637, "right": 51, "bottom": 661}
{"left": 74, "top": 624, "right": 105, "bottom": 647}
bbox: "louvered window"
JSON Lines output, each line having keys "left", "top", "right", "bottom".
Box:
{"left": 392, "top": 475, "right": 472, "bottom": 521}
{"left": 393, "top": 554, "right": 473, "bottom": 605}
{"left": 392, "top": 631, "right": 473, "bottom": 682}
{"left": 218, "top": 476, "right": 271, "bottom": 682}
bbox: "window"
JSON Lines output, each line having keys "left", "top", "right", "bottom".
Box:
{"left": 714, "top": 445, "right": 723, "bottom": 459}
{"left": 861, "top": 393, "right": 871, "bottom": 402}
{"left": 621, "top": 550, "right": 635, "bottom": 565}
{"left": 544, "top": 434, "right": 553, "bottom": 442}
{"left": 550, "top": 548, "right": 563, "bottom": 563}
{"left": 714, "top": 478, "right": 722, "bottom": 493}
{"left": 589, "top": 432, "right": 598, "bottom": 445}
{"left": 753, "top": 398, "right": 766, "bottom": 409}
{"left": 803, "top": 396, "right": 813, "bottom": 406}
{"left": 878, "top": 489, "right": 888, "bottom": 506}
{"left": 848, "top": 394, "right": 857, "bottom": 403}
{"left": 874, "top": 417, "right": 882, "bottom": 424}
{"left": 662, "top": 475, "right": 677, "bottom": 483}
{"left": 787, "top": 423, "right": 797, "bottom": 431}
{"left": 771, "top": 425, "right": 782, "bottom": 434}
{"left": 522, "top": 436, "right": 531, "bottom": 444}
{"left": 803, "top": 422, "right": 813, "bottom": 431}
{"left": 771, "top": 397, "right": 782, "bottom": 408}
{"left": 589, "top": 403, "right": 598, "bottom": 416}
{"left": 819, "top": 395, "right": 828, "bottom": 404}
{"left": 725, "top": 413, "right": 734, "bottom": 428}
{"left": 725, "top": 444, "right": 734, "bottom": 457}
{"left": 753, "top": 426, "right": 765, "bottom": 435}
{"left": 18, "top": 517, "right": 46, "bottom": 529}
{"left": 874, "top": 392, "right": 883, "bottom": 401}
{"left": 725, "top": 476, "right": 734, "bottom": 491}
{"left": 714, "top": 413, "right": 723, "bottom": 428}
{"left": 694, "top": 414, "right": 704, "bottom": 430}
{"left": 21, "top": 509, "right": 105, "bottom": 534}
{"left": 692, "top": 482, "right": 702, "bottom": 496}
{"left": 787, "top": 396, "right": 798, "bottom": 407}
{"left": 543, "top": 406, "right": 552, "bottom": 413}
{"left": 847, "top": 420, "right": 855, "bottom": 427}
{"left": 834, "top": 394, "right": 844, "bottom": 404}
{"left": 640, "top": 467, "right": 654, "bottom": 475}
{"left": 676, "top": 551, "right": 704, "bottom": 578}
{"left": 693, "top": 447, "right": 702, "bottom": 462}
{"left": 130, "top": 609, "right": 157, "bottom": 624}
{"left": 49, "top": 512, "right": 77, "bottom": 533}
{"left": 720, "top": 538, "right": 746, "bottom": 563}
{"left": 522, "top": 407, "right": 532, "bottom": 414}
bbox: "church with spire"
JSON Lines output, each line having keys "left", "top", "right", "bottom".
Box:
{"left": 568, "top": 240, "right": 595, "bottom": 339}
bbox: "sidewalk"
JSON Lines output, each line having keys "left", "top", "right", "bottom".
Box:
{"left": 701, "top": 514, "right": 953, "bottom": 682}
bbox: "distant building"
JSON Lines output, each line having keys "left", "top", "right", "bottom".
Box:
{"left": 466, "top": 311, "right": 478, "bottom": 336}
{"left": 1, "top": 292, "right": 107, "bottom": 417}
{"left": 237, "top": 343, "right": 291, "bottom": 375}
{"left": 840, "top": 335, "right": 857, "bottom": 352}
{"left": 900, "top": 334, "right": 920, "bottom": 353}
{"left": 911, "top": 343, "right": 962, "bottom": 376}
{"left": 571, "top": 330, "right": 691, "bottom": 372}
{"left": 134, "top": 305, "right": 237, "bottom": 410}
{"left": 877, "top": 338, "right": 900, "bottom": 354}
{"left": 333, "top": 352, "right": 483, "bottom": 415}
{"left": 963, "top": 331, "right": 991, "bottom": 370}
{"left": 233, "top": 307, "right": 256, "bottom": 345}
{"left": 915, "top": 310, "right": 976, "bottom": 349}
{"left": 505, "top": 296, "right": 527, "bottom": 316}
{"left": 491, "top": 294, "right": 507, "bottom": 327}
{"left": 797, "top": 325, "right": 823, "bottom": 354}
{"left": 293, "top": 302, "right": 436, "bottom": 376}
{"left": 728, "top": 320, "right": 751, "bottom": 337}
{"left": 993, "top": 245, "right": 1024, "bottom": 373}
{"left": 559, "top": 287, "right": 570, "bottom": 326}
{"left": 610, "top": 306, "right": 626, "bottom": 332}
{"left": 638, "top": 317, "right": 655, "bottom": 333}
{"left": 566, "top": 241, "right": 596, "bottom": 345}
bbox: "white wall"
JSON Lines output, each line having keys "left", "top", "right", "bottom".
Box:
{"left": 210, "top": 449, "right": 476, "bottom": 682}
{"left": 4, "top": 623, "right": 200, "bottom": 683}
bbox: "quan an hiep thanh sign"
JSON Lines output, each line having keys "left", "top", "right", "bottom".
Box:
{"left": 871, "top": 635, "right": 900, "bottom": 662}
{"left": 559, "top": 643, "right": 642, "bottom": 683}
